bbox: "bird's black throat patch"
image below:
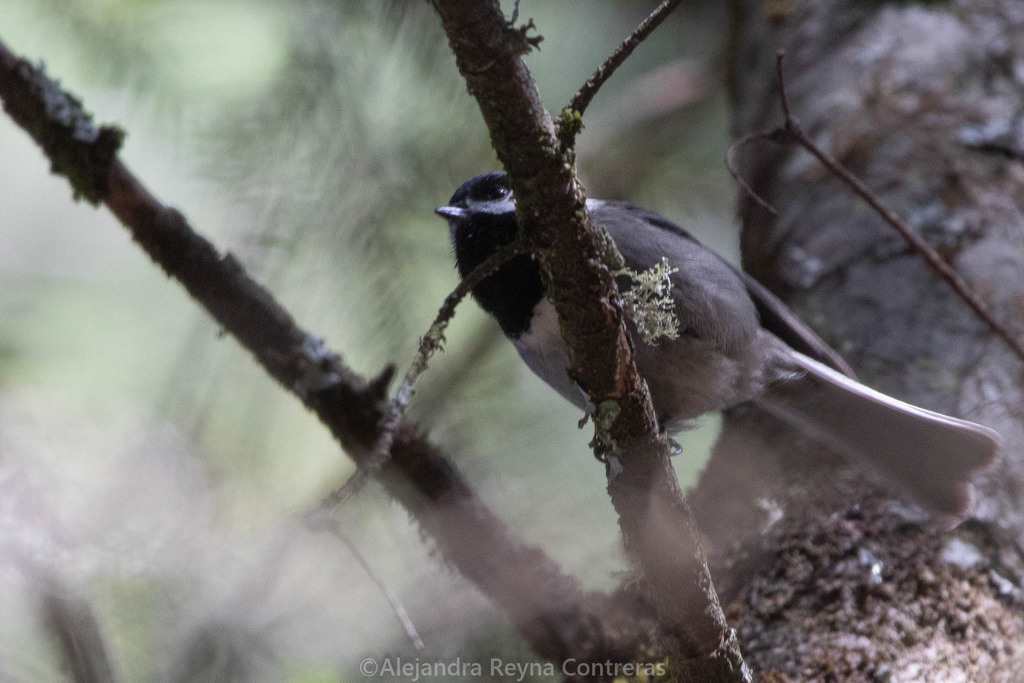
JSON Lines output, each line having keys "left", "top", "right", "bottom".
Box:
{"left": 451, "top": 210, "right": 544, "bottom": 339}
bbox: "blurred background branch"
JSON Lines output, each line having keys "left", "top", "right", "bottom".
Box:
{"left": 0, "top": 35, "right": 662, "bottom": 667}
{"left": 42, "top": 580, "right": 117, "bottom": 683}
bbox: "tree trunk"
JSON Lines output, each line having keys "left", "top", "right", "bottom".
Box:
{"left": 691, "top": 1, "right": 1024, "bottom": 678}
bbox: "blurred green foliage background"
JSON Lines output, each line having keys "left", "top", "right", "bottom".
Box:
{"left": 0, "top": 1, "right": 737, "bottom": 680}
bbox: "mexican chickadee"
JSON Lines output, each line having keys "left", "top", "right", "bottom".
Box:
{"left": 436, "top": 172, "right": 999, "bottom": 518}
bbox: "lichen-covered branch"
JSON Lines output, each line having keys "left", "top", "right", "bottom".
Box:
{"left": 363, "top": 241, "right": 528, "bottom": 490}
{"left": 430, "top": 1, "right": 746, "bottom": 674}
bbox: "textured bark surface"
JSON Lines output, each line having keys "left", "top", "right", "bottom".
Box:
{"left": 690, "top": 0, "right": 1024, "bottom": 679}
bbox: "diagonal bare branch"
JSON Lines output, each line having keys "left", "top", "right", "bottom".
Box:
{"left": 0, "top": 38, "right": 655, "bottom": 664}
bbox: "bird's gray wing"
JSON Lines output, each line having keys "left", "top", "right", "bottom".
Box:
{"left": 590, "top": 200, "right": 855, "bottom": 377}
{"left": 739, "top": 271, "right": 856, "bottom": 379}
{"left": 592, "top": 200, "right": 760, "bottom": 353}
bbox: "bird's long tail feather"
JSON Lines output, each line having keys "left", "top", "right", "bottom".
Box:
{"left": 755, "top": 350, "right": 1000, "bottom": 519}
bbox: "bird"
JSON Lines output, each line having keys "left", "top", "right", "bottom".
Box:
{"left": 435, "top": 171, "right": 1000, "bottom": 519}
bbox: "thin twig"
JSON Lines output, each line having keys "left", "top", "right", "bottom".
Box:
{"left": 793, "top": 126, "right": 1024, "bottom": 362}
{"left": 315, "top": 467, "right": 371, "bottom": 511}
{"left": 725, "top": 130, "right": 779, "bottom": 216}
{"left": 563, "top": 0, "right": 684, "bottom": 126}
{"left": 773, "top": 54, "right": 1024, "bottom": 365}
{"left": 322, "top": 241, "right": 529, "bottom": 505}
{"left": 729, "top": 51, "right": 1024, "bottom": 366}
{"left": 316, "top": 517, "right": 426, "bottom": 651}
{"left": 372, "top": 240, "right": 527, "bottom": 465}
{"left": 774, "top": 52, "right": 794, "bottom": 123}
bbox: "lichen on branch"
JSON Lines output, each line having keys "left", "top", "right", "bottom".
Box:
{"left": 617, "top": 258, "right": 681, "bottom": 345}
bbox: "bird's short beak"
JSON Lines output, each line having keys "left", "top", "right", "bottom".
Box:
{"left": 435, "top": 206, "right": 466, "bottom": 220}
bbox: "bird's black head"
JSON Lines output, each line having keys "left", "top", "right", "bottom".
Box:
{"left": 444, "top": 171, "right": 514, "bottom": 211}
{"left": 435, "top": 172, "right": 544, "bottom": 338}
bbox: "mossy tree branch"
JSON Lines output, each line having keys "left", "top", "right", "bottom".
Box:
{"left": 429, "top": 1, "right": 747, "bottom": 675}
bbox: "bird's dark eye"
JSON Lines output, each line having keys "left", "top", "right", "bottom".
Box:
{"left": 473, "top": 179, "right": 511, "bottom": 201}
{"left": 449, "top": 172, "right": 513, "bottom": 207}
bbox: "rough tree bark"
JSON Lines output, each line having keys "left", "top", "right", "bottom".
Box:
{"left": 689, "top": 1, "right": 1024, "bottom": 679}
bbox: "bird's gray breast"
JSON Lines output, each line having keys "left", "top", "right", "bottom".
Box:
{"left": 509, "top": 202, "right": 773, "bottom": 427}
{"left": 511, "top": 297, "right": 771, "bottom": 428}
{"left": 511, "top": 299, "right": 586, "bottom": 410}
